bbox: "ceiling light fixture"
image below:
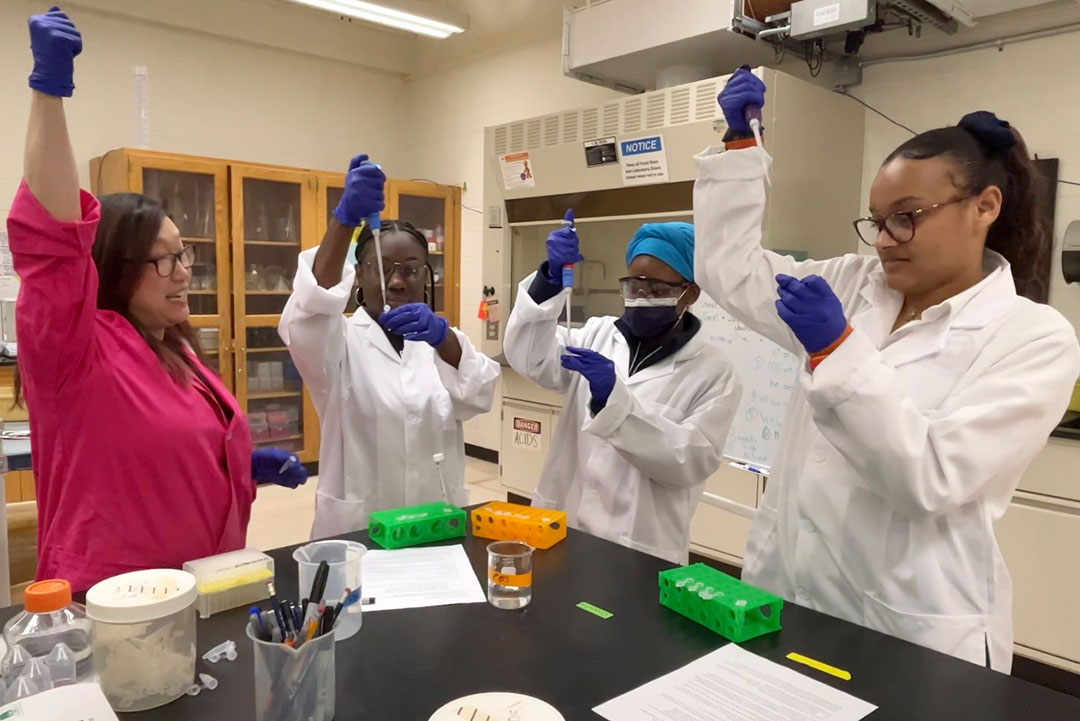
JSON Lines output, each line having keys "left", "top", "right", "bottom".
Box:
{"left": 283, "top": 0, "right": 468, "bottom": 39}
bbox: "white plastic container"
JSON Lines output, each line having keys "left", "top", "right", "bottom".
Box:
{"left": 86, "top": 569, "right": 197, "bottom": 713}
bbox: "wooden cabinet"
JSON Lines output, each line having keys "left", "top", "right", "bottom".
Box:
{"left": 91, "top": 149, "right": 462, "bottom": 463}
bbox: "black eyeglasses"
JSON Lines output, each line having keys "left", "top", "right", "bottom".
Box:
{"left": 618, "top": 275, "right": 689, "bottom": 300}
{"left": 141, "top": 245, "right": 196, "bottom": 277}
{"left": 853, "top": 195, "right": 973, "bottom": 247}
{"left": 362, "top": 259, "right": 428, "bottom": 282}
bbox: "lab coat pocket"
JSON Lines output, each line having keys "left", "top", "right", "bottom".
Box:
{"left": 312, "top": 492, "right": 368, "bottom": 539}
{"left": 862, "top": 591, "right": 987, "bottom": 666}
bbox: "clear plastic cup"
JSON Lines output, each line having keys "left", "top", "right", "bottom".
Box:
{"left": 247, "top": 622, "right": 334, "bottom": 721}
{"left": 486, "top": 541, "right": 534, "bottom": 610}
{"left": 293, "top": 541, "right": 365, "bottom": 641}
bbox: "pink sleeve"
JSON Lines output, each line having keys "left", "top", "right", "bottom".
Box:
{"left": 8, "top": 180, "right": 102, "bottom": 396}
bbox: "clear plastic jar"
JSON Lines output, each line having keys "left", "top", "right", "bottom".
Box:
{"left": 3, "top": 579, "right": 93, "bottom": 685}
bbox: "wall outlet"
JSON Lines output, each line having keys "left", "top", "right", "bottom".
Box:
{"left": 486, "top": 321, "right": 500, "bottom": 340}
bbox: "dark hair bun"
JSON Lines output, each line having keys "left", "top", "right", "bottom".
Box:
{"left": 958, "top": 111, "right": 1016, "bottom": 155}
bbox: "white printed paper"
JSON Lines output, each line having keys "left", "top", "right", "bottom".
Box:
{"left": 619, "top": 135, "right": 669, "bottom": 186}
{"left": 363, "top": 545, "right": 486, "bottom": 612}
{"left": 594, "top": 644, "right": 876, "bottom": 721}
{"left": 0, "top": 683, "right": 120, "bottom": 720}
{"left": 500, "top": 152, "right": 536, "bottom": 190}
{"left": 814, "top": 2, "right": 842, "bottom": 26}
{"left": 0, "top": 231, "right": 19, "bottom": 300}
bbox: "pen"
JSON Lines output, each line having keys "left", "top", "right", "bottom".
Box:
{"left": 308, "top": 560, "right": 330, "bottom": 607}
{"left": 249, "top": 606, "right": 268, "bottom": 641}
{"left": 729, "top": 460, "right": 767, "bottom": 475}
{"left": 267, "top": 581, "right": 288, "bottom": 642}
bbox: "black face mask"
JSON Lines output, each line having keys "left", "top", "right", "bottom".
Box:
{"left": 620, "top": 297, "right": 684, "bottom": 339}
{"left": 620, "top": 305, "right": 679, "bottom": 339}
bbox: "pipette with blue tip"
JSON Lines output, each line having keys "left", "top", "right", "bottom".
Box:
{"left": 561, "top": 208, "right": 576, "bottom": 332}
{"left": 369, "top": 210, "right": 390, "bottom": 313}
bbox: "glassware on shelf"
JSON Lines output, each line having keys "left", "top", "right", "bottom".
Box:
{"left": 245, "top": 264, "right": 263, "bottom": 291}
{"left": 284, "top": 205, "right": 297, "bottom": 243}
{"left": 262, "top": 266, "right": 284, "bottom": 292}
{"left": 254, "top": 203, "right": 270, "bottom": 241}
{"left": 434, "top": 224, "right": 445, "bottom": 251}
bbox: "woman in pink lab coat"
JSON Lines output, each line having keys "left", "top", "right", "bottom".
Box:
{"left": 9, "top": 7, "right": 306, "bottom": 591}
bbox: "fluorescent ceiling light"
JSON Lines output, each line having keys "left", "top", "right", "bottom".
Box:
{"left": 284, "top": 0, "right": 469, "bottom": 39}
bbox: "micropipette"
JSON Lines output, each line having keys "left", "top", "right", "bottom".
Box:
{"left": 433, "top": 452, "right": 449, "bottom": 503}
{"left": 561, "top": 210, "right": 576, "bottom": 333}
{"left": 370, "top": 211, "right": 389, "bottom": 314}
{"left": 738, "top": 66, "right": 771, "bottom": 186}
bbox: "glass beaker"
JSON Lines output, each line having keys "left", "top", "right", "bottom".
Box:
{"left": 486, "top": 541, "right": 534, "bottom": 610}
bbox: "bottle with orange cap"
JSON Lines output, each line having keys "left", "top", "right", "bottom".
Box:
{"left": 2, "top": 578, "right": 93, "bottom": 692}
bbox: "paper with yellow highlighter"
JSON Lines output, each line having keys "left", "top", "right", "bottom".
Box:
{"left": 594, "top": 644, "right": 875, "bottom": 721}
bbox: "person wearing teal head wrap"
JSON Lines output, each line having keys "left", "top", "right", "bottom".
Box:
{"left": 625, "top": 222, "right": 695, "bottom": 282}
{"left": 503, "top": 211, "right": 742, "bottom": 566}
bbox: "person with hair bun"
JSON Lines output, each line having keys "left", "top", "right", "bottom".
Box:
{"left": 279, "top": 155, "right": 499, "bottom": 539}
{"left": 693, "top": 68, "right": 1079, "bottom": 671}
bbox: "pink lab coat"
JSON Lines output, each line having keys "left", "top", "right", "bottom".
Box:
{"left": 8, "top": 182, "right": 255, "bottom": 591}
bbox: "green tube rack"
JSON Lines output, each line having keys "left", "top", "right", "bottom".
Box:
{"left": 368, "top": 502, "right": 466, "bottom": 550}
{"left": 658, "top": 564, "right": 783, "bottom": 642}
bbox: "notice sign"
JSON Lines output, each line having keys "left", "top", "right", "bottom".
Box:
{"left": 584, "top": 137, "right": 618, "bottom": 168}
{"left": 512, "top": 417, "right": 542, "bottom": 452}
{"left": 500, "top": 152, "right": 535, "bottom": 190}
{"left": 619, "top": 135, "right": 669, "bottom": 185}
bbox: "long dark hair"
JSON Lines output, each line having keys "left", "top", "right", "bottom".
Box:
{"left": 350, "top": 219, "right": 437, "bottom": 310}
{"left": 15, "top": 193, "right": 203, "bottom": 406}
{"left": 884, "top": 120, "right": 1050, "bottom": 302}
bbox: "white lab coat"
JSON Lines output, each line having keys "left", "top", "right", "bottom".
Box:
{"left": 279, "top": 248, "right": 500, "bottom": 538}
{"left": 504, "top": 273, "right": 742, "bottom": 564}
{"left": 694, "top": 145, "right": 1080, "bottom": 672}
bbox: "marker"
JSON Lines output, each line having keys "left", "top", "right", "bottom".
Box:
{"left": 786, "top": 652, "right": 852, "bottom": 681}
{"left": 729, "top": 460, "right": 768, "bottom": 475}
{"left": 249, "top": 606, "right": 267, "bottom": 641}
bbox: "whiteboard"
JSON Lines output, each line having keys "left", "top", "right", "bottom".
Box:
{"left": 695, "top": 295, "right": 798, "bottom": 472}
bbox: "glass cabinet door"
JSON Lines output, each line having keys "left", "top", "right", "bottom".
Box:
{"left": 133, "top": 157, "right": 232, "bottom": 388}
{"left": 243, "top": 324, "right": 305, "bottom": 453}
{"left": 387, "top": 181, "right": 458, "bottom": 326}
{"left": 235, "top": 174, "right": 305, "bottom": 318}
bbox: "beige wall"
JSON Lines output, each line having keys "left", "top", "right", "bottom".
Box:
{"left": 857, "top": 29, "right": 1080, "bottom": 331}
{"left": 0, "top": 0, "right": 408, "bottom": 226}
{"left": 400, "top": 35, "right": 624, "bottom": 450}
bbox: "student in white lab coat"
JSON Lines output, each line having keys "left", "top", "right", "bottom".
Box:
{"left": 695, "top": 68, "right": 1080, "bottom": 671}
{"left": 504, "top": 215, "right": 742, "bottom": 564}
{"left": 279, "top": 154, "right": 500, "bottom": 538}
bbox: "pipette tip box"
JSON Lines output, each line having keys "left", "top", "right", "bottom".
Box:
{"left": 182, "top": 548, "right": 274, "bottom": 619}
{"left": 658, "top": 563, "right": 783, "bottom": 642}
{"left": 470, "top": 501, "right": 567, "bottom": 549}
{"left": 368, "top": 502, "right": 466, "bottom": 549}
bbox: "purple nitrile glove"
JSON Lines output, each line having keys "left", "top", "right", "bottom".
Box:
{"left": 333, "top": 154, "right": 386, "bottom": 227}
{"left": 775, "top": 274, "right": 848, "bottom": 353}
{"left": 379, "top": 303, "right": 449, "bottom": 347}
{"left": 252, "top": 448, "right": 308, "bottom": 489}
{"left": 717, "top": 67, "right": 766, "bottom": 135}
{"left": 562, "top": 346, "right": 616, "bottom": 411}
{"left": 28, "top": 6, "right": 83, "bottom": 98}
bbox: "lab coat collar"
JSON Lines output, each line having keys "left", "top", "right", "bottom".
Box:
{"left": 612, "top": 319, "right": 707, "bottom": 386}
{"left": 859, "top": 250, "right": 1016, "bottom": 366}
{"left": 350, "top": 309, "right": 402, "bottom": 363}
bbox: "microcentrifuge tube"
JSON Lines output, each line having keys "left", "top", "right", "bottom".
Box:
{"left": 186, "top": 683, "right": 202, "bottom": 697}
{"left": 675, "top": 577, "right": 693, "bottom": 588}
{"left": 199, "top": 672, "right": 219, "bottom": 691}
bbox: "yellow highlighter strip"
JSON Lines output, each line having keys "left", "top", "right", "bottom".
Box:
{"left": 787, "top": 652, "right": 852, "bottom": 681}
